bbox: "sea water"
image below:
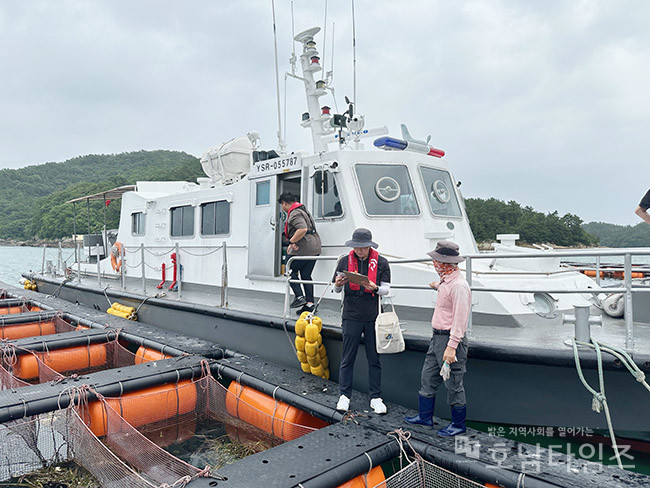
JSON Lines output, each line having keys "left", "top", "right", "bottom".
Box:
{"left": 0, "top": 246, "right": 70, "bottom": 286}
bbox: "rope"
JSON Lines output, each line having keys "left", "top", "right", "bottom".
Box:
{"left": 387, "top": 428, "right": 422, "bottom": 463}
{"left": 592, "top": 340, "right": 650, "bottom": 392}
{"left": 46, "top": 278, "right": 71, "bottom": 298}
{"left": 572, "top": 339, "right": 623, "bottom": 468}
{"left": 102, "top": 286, "right": 113, "bottom": 308}
{"left": 124, "top": 260, "right": 143, "bottom": 269}
{"left": 516, "top": 472, "right": 526, "bottom": 488}
{"left": 158, "top": 466, "right": 223, "bottom": 488}
{"left": 144, "top": 247, "right": 174, "bottom": 257}
{"left": 179, "top": 247, "right": 222, "bottom": 257}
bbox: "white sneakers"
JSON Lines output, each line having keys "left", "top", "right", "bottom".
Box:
{"left": 370, "top": 398, "right": 387, "bottom": 415}
{"left": 336, "top": 394, "right": 350, "bottom": 412}
{"left": 337, "top": 395, "right": 388, "bottom": 414}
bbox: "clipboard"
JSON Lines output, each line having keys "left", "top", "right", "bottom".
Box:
{"left": 343, "top": 271, "right": 370, "bottom": 285}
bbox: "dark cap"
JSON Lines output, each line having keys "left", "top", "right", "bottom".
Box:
{"left": 344, "top": 228, "right": 378, "bottom": 248}
{"left": 426, "top": 240, "right": 465, "bottom": 263}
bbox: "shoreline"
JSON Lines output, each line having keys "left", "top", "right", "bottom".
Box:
{"left": 0, "top": 239, "right": 76, "bottom": 248}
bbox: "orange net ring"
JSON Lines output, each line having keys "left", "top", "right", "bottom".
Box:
{"left": 111, "top": 242, "right": 123, "bottom": 272}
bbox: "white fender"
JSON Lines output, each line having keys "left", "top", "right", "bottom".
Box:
{"left": 603, "top": 293, "right": 625, "bottom": 318}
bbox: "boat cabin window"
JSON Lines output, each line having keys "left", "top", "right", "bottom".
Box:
{"left": 354, "top": 164, "right": 419, "bottom": 216}
{"left": 419, "top": 166, "right": 462, "bottom": 218}
{"left": 131, "top": 212, "right": 145, "bottom": 236}
{"left": 170, "top": 205, "right": 195, "bottom": 237}
{"left": 313, "top": 170, "right": 343, "bottom": 219}
{"left": 201, "top": 201, "right": 230, "bottom": 236}
{"left": 256, "top": 180, "right": 270, "bottom": 206}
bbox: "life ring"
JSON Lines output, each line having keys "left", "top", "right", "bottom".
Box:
{"left": 110, "top": 242, "right": 123, "bottom": 272}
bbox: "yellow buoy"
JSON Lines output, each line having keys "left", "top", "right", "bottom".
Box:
{"left": 305, "top": 341, "right": 319, "bottom": 357}
{"left": 307, "top": 355, "right": 321, "bottom": 367}
{"left": 295, "top": 336, "right": 306, "bottom": 352}
{"left": 305, "top": 323, "right": 319, "bottom": 343}
{"left": 296, "top": 351, "right": 307, "bottom": 363}
{"left": 295, "top": 319, "right": 308, "bottom": 337}
{"left": 300, "top": 362, "right": 311, "bottom": 373}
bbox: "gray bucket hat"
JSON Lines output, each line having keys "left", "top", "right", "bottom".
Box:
{"left": 427, "top": 240, "right": 465, "bottom": 263}
{"left": 344, "top": 228, "right": 378, "bottom": 248}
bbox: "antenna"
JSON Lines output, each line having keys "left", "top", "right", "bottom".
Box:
{"left": 351, "top": 0, "right": 357, "bottom": 110}
{"left": 329, "top": 22, "right": 339, "bottom": 112}
{"left": 289, "top": 1, "right": 297, "bottom": 75}
{"left": 271, "top": 0, "right": 286, "bottom": 153}
{"left": 321, "top": 0, "right": 328, "bottom": 83}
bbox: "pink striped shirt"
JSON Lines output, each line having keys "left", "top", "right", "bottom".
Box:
{"left": 431, "top": 269, "right": 471, "bottom": 349}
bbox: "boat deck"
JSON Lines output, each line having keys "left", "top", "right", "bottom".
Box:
{"left": 72, "top": 275, "right": 650, "bottom": 356}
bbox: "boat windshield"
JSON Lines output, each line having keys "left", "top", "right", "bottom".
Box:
{"left": 354, "top": 164, "right": 419, "bottom": 216}
{"left": 419, "top": 166, "right": 462, "bottom": 218}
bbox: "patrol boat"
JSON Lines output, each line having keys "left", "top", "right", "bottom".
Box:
{"left": 24, "top": 26, "right": 650, "bottom": 438}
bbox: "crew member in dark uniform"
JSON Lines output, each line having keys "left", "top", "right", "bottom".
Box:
{"left": 333, "top": 228, "right": 391, "bottom": 414}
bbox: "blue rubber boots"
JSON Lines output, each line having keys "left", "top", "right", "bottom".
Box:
{"left": 404, "top": 395, "right": 435, "bottom": 426}
{"left": 437, "top": 405, "right": 466, "bottom": 436}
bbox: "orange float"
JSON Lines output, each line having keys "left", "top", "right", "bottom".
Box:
{"left": 337, "top": 466, "right": 385, "bottom": 488}
{"left": 0, "top": 306, "right": 26, "bottom": 315}
{"left": 13, "top": 343, "right": 108, "bottom": 380}
{"left": 0, "top": 321, "right": 56, "bottom": 340}
{"left": 225, "top": 382, "right": 328, "bottom": 441}
{"left": 85, "top": 379, "right": 197, "bottom": 437}
{"left": 134, "top": 346, "right": 172, "bottom": 364}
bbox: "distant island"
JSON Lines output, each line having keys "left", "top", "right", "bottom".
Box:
{"left": 0, "top": 151, "right": 648, "bottom": 247}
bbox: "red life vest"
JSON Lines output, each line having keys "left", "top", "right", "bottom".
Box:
{"left": 284, "top": 202, "right": 304, "bottom": 238}
{"left": 347, "top": 249, "right": 379, "bottom": 293}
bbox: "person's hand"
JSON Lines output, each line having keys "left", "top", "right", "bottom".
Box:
{"left": 288, "top": 243, "right": 299, "bottom": 253}
{"left": 335, "top": 274, "right": 349, "bottom": 287}
{"left": 362, "top": 280, "right": 378, "bottom": 292}
{"left": 443, "top": 346, "right": 457, "bottom": 364}
{"left": 429, "top": 281, "right": 440, "bottom": 290}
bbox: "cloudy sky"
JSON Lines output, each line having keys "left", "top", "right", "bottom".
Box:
{"left": 1, "top": 1, "right": 648, "bottom": 225}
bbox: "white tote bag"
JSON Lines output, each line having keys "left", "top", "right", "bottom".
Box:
{"left": 375, "top": 298, "right": 405, "bottom": 354}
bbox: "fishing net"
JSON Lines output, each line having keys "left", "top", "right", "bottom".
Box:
{"left": 0, "top": 371, "right": 328, "bottom": 485}
{"left": 373, "top": 458, "right": 485, "bottom": 488}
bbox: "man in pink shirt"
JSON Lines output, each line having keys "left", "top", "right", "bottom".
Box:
{"left": 405, "top": 240, "right": 471, "bottom": 436}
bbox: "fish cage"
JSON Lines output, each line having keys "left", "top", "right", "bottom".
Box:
{"left": 0, "top": 337, "right": 170, "bottom": 388}
{"left": 0, "top": 374, "right": 333, "bottom": 487}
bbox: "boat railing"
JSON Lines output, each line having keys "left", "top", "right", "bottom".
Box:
{"left": 286, "top": 247, "right": 650, "bottom": 349}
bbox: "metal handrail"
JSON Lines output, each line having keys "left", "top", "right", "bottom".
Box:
{"left": 284, "top": 248, "right": 650, "bottom": 349}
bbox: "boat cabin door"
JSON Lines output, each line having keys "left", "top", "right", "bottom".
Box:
{"left": 247, "top": 170, "right": 302, "bottom": 278}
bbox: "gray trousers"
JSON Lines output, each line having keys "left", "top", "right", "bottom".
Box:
{"left": 418, "top": 333, "right": 467, "bottom": 407}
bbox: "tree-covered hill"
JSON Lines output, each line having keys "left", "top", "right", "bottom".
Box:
{"left": 1, "top": 153, "right": 643, "bottom": 247}
{"left": 582, "top": 221, "right": 650, "bottom": 247}
{"left": 464, "top": 197, "right": 598, "bottom": 247}
{"left": 0, "top": 150, "right": 203, "bottom": 240}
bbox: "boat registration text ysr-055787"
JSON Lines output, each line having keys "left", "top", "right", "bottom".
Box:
{"left": 249, "top": 155, "right": 301, "bottom": 179}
